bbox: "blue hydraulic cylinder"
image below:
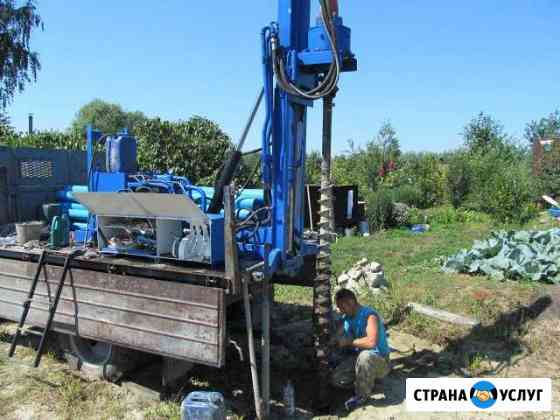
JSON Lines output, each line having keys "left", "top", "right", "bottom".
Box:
{"left": 264, "top": 0, "right": 313, "bottom": 274}
{"left": 86, "top": 124, "right": 103, "bottom": 192}
{"left": 259, "top": 1, "right": 356, "bottom": 276}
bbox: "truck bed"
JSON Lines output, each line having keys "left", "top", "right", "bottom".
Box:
{"left": 0, "top": 247, "right": 228, "bottom": 367}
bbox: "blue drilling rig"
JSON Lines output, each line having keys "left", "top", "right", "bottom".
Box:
{"left": 2, "top": 1, "right": 356, "bottom": 418}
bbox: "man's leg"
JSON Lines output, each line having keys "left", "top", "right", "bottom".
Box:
{"left": 330, "top": 353, "right": 358, "bottom": 390}
{"left": 354, "top": 351, "right": 390, "bottom": 399}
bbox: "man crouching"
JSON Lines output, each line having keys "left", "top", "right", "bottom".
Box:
{"left": 331, "top": 288, "right": 391, "bottom": 411}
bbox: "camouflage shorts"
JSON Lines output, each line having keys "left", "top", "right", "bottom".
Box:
{"left": 330, "top": 351, "right": 390, "bottom": 398}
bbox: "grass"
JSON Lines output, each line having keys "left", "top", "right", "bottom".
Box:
{"left": 275, "top": 217, "right": 555, "bottom": 343}
{"left": 144, "top": 401, "right": 181, "bottom": 420}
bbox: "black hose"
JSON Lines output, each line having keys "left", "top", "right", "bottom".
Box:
{"left": 207, "top": 150, "right": 242, "bottom": 214}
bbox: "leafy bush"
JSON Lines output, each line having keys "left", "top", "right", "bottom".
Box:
{"left": 407, "top": 207, "right": 424, "bottom": 225}
{"left": 332, "top": 140, "right": 383, "bottom": 198}
{"left": 392, "top": 202, "right": 410, "bottom": 226}
{"left": 424, "top": 205, "right": 490, "bottom": 226}
{"left": 396, "top": 152, "right": 448, "bottom": 208}
{"left": 390, "top": 184, "right": 424, "bottom": 208}
{"left": 464, "top": 144, "right": 536, "bottom": 224}
{"left": 134, "top": 116, "right": 232, "bottom": 183}
{"left": 425, "top": 205, "right": 461, "bottom": 225}
{"left": 0, "top": 130, "right": 82, "bottom": 150}
{"left": 366, "top": 188, "right": 394, "bottom": 231}
{"left": 446, "top": 151, "right": 472, "bottom": 208}
{"left": 539, "top": 141, "right": 560, "bottom": 197}
{"left": 305, "top": 150, "right": 321, "bottom": 185}
{"left": 483, "top": 162, "right": 538, "bottom": 224}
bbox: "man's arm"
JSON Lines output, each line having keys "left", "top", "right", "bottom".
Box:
{"left": 339, "top": 314, "right": 378, "bottom": 350}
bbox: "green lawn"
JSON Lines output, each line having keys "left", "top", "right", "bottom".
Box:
{"left": 275, "top": 216, "right": 555, "bottom": 343}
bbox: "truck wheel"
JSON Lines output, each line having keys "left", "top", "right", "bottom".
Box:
{"left": 57, "top": 333, "right": 140, "bottom": 382}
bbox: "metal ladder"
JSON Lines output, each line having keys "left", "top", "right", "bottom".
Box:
{"left": 8, "top": 249, "right": 79, "bottom": 367}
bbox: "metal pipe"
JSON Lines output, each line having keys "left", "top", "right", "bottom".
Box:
{"left": 28, "top": 114, "right": 33, "bottom": 135}
{"left": 261, "top": 280, "right": 271, "bottom": 417}
{"left": 237, "top": 88, "right": 265, "bottom": 152}
{"left": 307, "top": 184, "right": 314, "bottom": 231}
{"left": 243, "top": 278, "right": 264, "bottom": 420}
{"left": 207, "top": 88, "right": 264, "bottom": 214}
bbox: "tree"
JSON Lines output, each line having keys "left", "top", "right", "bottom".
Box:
{"left": 134, "top": 115, "right": 232, "bottom": 183}
{"left": 305, "top": 150, "right": 321, "bottom": 184}
{"left": 524, "top": 110, "right": 560, "bottom": 144}
{"left": 0, "top": 109, "right": 14, "bottom": 137}
{"left": 0, "top": 1, "right": 42, "bottom": 107}
{"left": 462, "top": 112, "right": 508, "bottom": 153}
{"left": 70, "top": 99, "right": 147, "bottom": 137}
{"left": 374, "top": 121, "right": 400, "bottom": 177}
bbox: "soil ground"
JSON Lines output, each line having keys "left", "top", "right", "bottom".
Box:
{"left": 1, "top": 221, "right": 559, "bottom": 419}
{"left": 0, "top": 287, "right": 558, "bottom": 419}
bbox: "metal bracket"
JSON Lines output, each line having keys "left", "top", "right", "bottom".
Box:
{"left": 224, "top": 185, "right": 241, "bottom": 295}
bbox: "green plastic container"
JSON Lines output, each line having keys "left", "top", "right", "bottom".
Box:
{"left": 49, "top": 214, "right": 70, "bottom": 248}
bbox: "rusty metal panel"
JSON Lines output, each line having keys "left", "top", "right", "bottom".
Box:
{"left": 0, "top": 258, "right": 226, "bottom": 367}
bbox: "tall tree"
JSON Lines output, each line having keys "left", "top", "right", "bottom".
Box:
{"left": 462, "top": 112, "right": 508, "bottom": 153}
{"left": 70, "top": 99, "right": 147, "bottom": 137}
{"left": 374, "top": 121, "right": 400, "bottom": 177}
{"left": 0, "top": 0, "right": 42, "bottom": 107}
{"left": 524, "top": 110, "right": 560, "bottom": 144}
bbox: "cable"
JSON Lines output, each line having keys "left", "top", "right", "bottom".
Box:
{"left": 271, "top": 0, "right": 341, "bottom": 100}
{"left": 236, "top": 156, "right": 261, "bottom": 197}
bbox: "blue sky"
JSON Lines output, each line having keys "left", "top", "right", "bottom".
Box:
{"left": 7, "top": 1, "right": 560, "bottom": 154}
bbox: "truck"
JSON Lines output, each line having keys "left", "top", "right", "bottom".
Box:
{"left": 0, "top": 1, "right": 356, "bottom": 418}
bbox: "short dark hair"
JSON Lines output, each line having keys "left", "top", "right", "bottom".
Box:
{"left": 335, "top": 288, "right": 357, "bottom": 303}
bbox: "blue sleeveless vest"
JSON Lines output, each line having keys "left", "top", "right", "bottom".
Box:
{"left": 343, "top": 306, "right": 390, "bottom": 357}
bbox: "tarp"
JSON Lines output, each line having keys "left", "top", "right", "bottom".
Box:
{"left": 442, "top": 229, "right": 560, "bottom": 284}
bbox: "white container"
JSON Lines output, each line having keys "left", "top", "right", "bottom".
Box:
{"left": 15, "top": 221, "right": 43, "bottom": 244}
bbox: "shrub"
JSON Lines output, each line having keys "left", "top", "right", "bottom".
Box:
{"left": 446, "top": 151, "right": 472, "bottom": 208}
{"left": 425, "top": 205, "right": 461, "bottom": 226}
{"left": 366, "top": 188, "right": 394, "bottom": 231}
{"left": 483, "top": 162, "right": 538, "bottom": 224}
{"left": 539, "top": 141, "right": 560, "bottom": 197}
{"left": 397, "top": 152, "right": 448, "bottom": 208}
{"left": 392, "top": 202, "right": 410, "bottom": 226}
{"left": 407, "top": 207, "right": 424, "bottom": 225}
{"left": 135, "top": 116, "right": 232, "bottom": 183}
{"left": 0, "top": 130, "right": 82, "bottom": 150}
{"left": 390, "top": 184, "right": 424, "bottom": 208}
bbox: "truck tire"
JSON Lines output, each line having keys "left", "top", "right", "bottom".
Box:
{"left": 57, "top": 333, "right": 141, "bottom": 382}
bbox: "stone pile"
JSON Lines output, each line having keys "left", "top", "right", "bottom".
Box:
{"left": 336, "top": 258, "right": 388, "bottom": 295}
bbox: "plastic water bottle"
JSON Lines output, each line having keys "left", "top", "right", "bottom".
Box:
{"left": 283, "top": 381, "right": 295, "bottom": 417}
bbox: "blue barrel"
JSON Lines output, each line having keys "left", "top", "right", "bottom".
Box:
{"left": 549, "top": 208, "right": 560, "bottom": 218}
{"left": 56, "top": 185, "right": 88, "bottom": 202}
{"left": 71, "top": 222, "right": 88, "bottom": 231}
{"left": 106, "top": 131, "right": 137, "bottom": 173}
{"left": 236, "top": 197, "right": 264, "bottom": 211}
{"left": 68, "top": 209, "right": 89, "bottom": 222}
{"left": 61, "top": 203, "right": 88, "bottom": 211}
{"left": 237, "top": 188, "right": 264, "bottom": 200}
